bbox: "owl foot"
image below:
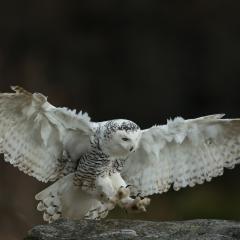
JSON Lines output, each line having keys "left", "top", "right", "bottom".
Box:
{"left": 121, "top": 196, "right": 151, "bottom": 213}
{"left": 112, "top": 186, "right": 150, "bottom": 212}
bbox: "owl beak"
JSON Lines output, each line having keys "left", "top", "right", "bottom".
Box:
{"left": 129, "top": 146, "right": 134, "bottom": 152}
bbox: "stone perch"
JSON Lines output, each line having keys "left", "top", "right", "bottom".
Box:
{"left": 25, "top": 219, "right": 240, "bottom": 240}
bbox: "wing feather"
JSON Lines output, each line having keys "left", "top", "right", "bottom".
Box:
{"left": 0, "top": 86, "right": 93, "bottom": 182}
{"left": 122, "top": 115, "right": 240, "bottom": 196}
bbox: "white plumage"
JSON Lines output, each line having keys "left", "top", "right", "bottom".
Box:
{"left": 1, "top": 86, "right": 240, "bottom": 222}
{"left": 123, "top": 115, "right": 240, "bottom": 195}
{"left": 0, "top": 86, "right": 92, "bottom": 182}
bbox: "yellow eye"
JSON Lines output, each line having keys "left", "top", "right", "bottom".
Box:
{"left": 122, "top": 137, "right": 129, "bottom": 141}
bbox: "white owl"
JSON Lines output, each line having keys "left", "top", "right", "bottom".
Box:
{"left": 1, "top": 86, "right": 240, "bottom": 222}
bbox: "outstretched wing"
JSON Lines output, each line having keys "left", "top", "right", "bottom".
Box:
{"left": 122, "top": 114, "right": 240, "bottom": 196}
{"left": 0, "top": 86, "right": 93, "bottom": 182}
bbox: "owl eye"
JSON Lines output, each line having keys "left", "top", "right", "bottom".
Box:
{"left": 122, "top": 137, "right": 129, "bottom": 141}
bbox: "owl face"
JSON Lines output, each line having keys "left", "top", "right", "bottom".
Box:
{"left": 108, "top": 129, "right": 142, "bottom": 157}
{"left": 102, "top": 120, "right": 142, "bottom": 157}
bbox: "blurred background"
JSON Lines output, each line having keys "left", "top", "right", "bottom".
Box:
{"left": 0, "top": 0, "right": 240, "bottom": 239}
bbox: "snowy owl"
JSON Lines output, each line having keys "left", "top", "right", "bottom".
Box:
{"left": 1, "top": 86, "right": 240, "bottom": 222}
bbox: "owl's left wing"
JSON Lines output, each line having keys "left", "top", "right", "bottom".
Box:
{"left": 122, "top": 114, "right": 240, "bottom": 196}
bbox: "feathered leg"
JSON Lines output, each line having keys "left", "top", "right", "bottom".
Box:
{"left": 109, "top": 172, "right": 151, "bottom": 213}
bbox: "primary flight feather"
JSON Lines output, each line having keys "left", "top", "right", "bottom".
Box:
{"left": 1, "top": 86, "right": 240, "bottom": 222}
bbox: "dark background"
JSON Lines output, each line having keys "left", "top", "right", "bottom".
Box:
{"left": 0, "top": 1, "right": 240, "bottom": 239}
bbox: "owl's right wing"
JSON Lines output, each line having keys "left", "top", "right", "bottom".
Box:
{"left": 0, "top": 86, "right": 93, "bottom": 182}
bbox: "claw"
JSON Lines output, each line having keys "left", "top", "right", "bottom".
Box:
{"left": 136, "top": 193, "right": 145, "bottom": 200}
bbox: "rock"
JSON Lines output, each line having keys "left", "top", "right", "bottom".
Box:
{"left": 25, "top": 219, "right": 240, "bottom": 240}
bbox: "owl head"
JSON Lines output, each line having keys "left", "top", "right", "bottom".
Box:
{"left": 101, "top": 120, "right": 142, "bottom": 157}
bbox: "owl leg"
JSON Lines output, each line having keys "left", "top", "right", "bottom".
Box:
{"left": 90, "top": 175, "right": 133, "bottom": 212}
{"left": 86, "top": 175, "right": 119, "bottom": 211}
{"left": 108, "top": 172, "right": 151, "bottom": 212}
{"left": 92, "top": 174, "right": 151, "bottom": 213}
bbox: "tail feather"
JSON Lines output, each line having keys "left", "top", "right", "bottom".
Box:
{"left": 84, "top": 202, "right": 109, "bottom": 220}
{"left": 35, "top": 173, "right": 109, "bottom": 222}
